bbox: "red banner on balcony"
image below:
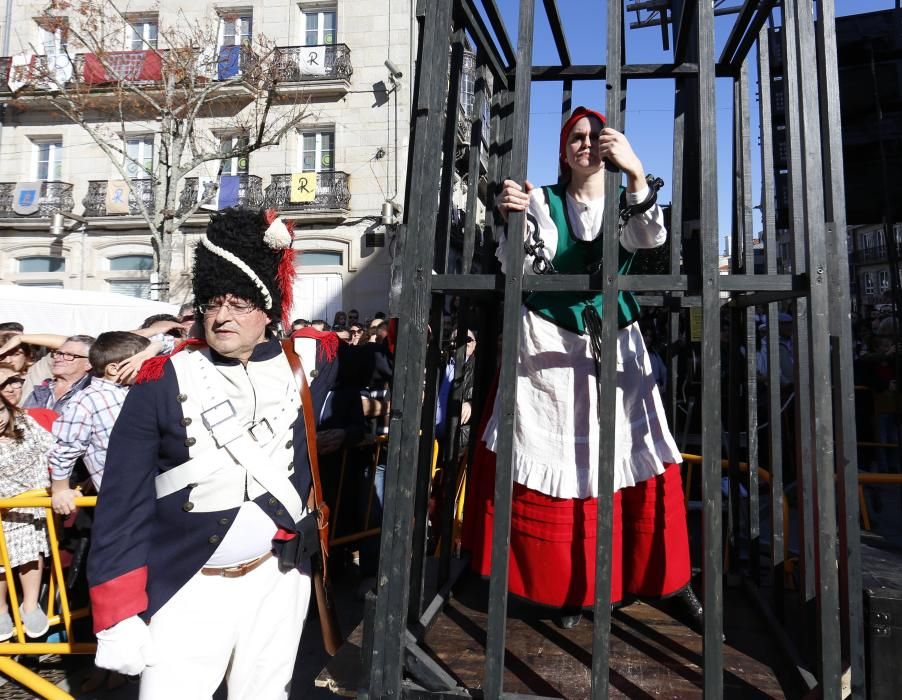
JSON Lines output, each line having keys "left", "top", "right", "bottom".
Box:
{"left": 82, "top": 51, "right": 163, "bottom": 84}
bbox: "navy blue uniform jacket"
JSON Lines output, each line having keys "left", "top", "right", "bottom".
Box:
{"left": 86, "top": 337, "right": 335, "bottom": 633}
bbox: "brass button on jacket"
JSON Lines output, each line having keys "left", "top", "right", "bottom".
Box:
{"left": 182, "top": 502, "right": 194, "bottom": 512}
{"left": 185, "top": 437, "right": 197, "bottom": 447}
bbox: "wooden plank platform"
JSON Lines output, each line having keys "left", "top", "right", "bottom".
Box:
{"left": 318, "top": 573, "right": 792, "bottom": 698}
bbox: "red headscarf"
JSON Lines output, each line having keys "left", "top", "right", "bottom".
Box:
{"left": 558, "top": 106, "right": 607, "bottom": 174}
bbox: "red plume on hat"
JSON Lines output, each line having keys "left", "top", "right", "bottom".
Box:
{"left": 264, "top": 208, "right": 297, "bottom": 330}
{"left": 559, "top": 106, "right": 607, "bottom": 174}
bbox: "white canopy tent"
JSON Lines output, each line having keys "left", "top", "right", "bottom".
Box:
{"left": 0, "top": 286, "right": 179, "bottom": 337}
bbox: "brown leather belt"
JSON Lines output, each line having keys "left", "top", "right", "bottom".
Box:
{"left": 200, "top": 551, "right": 273, "bottom": 578}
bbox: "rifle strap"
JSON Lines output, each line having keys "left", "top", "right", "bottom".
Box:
{"left": 281, "top": 339, "right": 330, "bottom": 583}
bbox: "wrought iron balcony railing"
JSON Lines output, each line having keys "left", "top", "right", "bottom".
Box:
{"left": 178, "top": 174, "right": 264, "bottom": 214}
{"left": 0, "top": 57, "right": 10, "bottom": 92}
{"left": 852, "top": 245, "right": 889, "bottom": 264}
{"left": 270, "top": 44, "right": 352, "bottom": 83}
{"left": 263, "top": 171, "right": 350, "bottom": 211}
{"left": 82, "top": 179, "right": 156, "bottom": 216}
{"left": 0, "top": 181, "right": 75, "bottom": 218}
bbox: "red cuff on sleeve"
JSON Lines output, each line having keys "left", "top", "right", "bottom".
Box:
{"left": 273, "top": 528, "right": 297, "bottom": 541}
{"left": 89, "top": 567, "right": 149, "bottom": 634}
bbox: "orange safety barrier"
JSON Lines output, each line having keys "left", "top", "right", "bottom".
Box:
{"left": 0, "top": 489, "right": 97, "bottom": 700}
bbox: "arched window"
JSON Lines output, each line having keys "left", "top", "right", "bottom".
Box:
{"left": 109, "top": 254, "right": 154, "bottom": 271}
{"left": 18, "top": 256, "right": 65, "bottom": 273}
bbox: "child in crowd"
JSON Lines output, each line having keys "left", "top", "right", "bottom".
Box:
{"left": 48, "top": 332, "right": 150, "bottom": 515}
{"left": 0, "top": 395, "right": 54, "bottom": 640}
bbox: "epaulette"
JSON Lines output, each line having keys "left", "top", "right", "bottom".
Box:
{"left": 134, "top": 338, "right": 207, "bottom": 384}
{"left": 290, "top": 328, "right": 339, "bottom": 363}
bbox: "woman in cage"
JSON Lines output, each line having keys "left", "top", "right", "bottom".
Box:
{"left": 462, "top": 106, "right": 701, "bottom": 629}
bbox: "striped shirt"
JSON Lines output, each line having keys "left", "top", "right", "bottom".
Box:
{"left": 47, "top": 378, "right": 129, "bottom": 490}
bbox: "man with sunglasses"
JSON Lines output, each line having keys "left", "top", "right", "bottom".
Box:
{"left": 23, "top": 335, "right": 94, "bottom": 415}
{"left": 87, "top": 209, "right": 337, "bottom": 699}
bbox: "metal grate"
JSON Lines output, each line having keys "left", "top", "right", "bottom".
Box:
{"left": 365, "top": 1, "right": 863, "bottom": 698}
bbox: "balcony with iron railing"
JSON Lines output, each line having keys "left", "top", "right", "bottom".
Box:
{"left": 0, "top": 181, "right": 75, "bottom": 218}
{"left": 852, "top": 245, "right": 889, "bottom": 264}
{"left": 270, "top": 44, "right": 352, "bottom": 94}
{"left": 1, "top": 42, "right": 352, "bottom": 96}
{"left": 177, "top": 174, "right": 265, "bottom": 215}
{"left": 263, "top": 171, "right": 350, "bottom": 212}
{"left": 82, "top": 179, "right": 156, "bottom": 217}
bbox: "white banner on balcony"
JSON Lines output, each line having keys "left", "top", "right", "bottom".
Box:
{"left": 12, "top": 182, "right": 41, "bottom": 216}
{"left": 43, "top": 54, "right": 73, "bottom": 89}
{"left": 8, "top": 53, "right": 35, "bottom": 93}
{"left": 198, "top": 176, "right": 219, "bottom": 210}
{"left": 105, "top": 180, "right": 131, "bottom": 214}
{"left": 290, "top": 172, "right": 317, "bottom": 203}
{"left": 297, "top": 47, "right": 326, "bottom": 76}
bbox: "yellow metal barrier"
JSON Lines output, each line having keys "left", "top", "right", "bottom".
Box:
{"left": 856, "top": 472, "right": 902, "bottom": 531}
{"left": 0, "top": 489, "right": 97, "bottom": 699}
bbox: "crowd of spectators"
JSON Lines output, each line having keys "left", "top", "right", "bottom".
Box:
{"left": 0, "top": 303, "right": 396, "bottom": 683}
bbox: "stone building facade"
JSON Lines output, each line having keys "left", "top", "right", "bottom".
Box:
{"left": 0, "top": 0, "right": 416, "bottom": 324}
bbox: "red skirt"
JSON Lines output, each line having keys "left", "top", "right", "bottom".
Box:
{"left": 461, "top": 438, "right": 691, "bottom": 608}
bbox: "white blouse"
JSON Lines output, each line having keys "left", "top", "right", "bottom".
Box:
{"left": 483, "top": 184, "right": 681, "bottom": 499}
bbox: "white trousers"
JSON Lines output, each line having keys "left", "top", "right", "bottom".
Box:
{"left": 140, "top": 557, "right": 311, "bottom": 700}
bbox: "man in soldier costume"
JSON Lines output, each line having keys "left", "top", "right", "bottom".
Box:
{"left": 87, "top": 208, "right": 332, "bottom": 698}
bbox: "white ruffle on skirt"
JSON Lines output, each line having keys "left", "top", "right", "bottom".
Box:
{"left": 483, "top": 306, "right": 682, "bottom": 499}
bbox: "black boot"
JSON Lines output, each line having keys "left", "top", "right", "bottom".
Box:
{"left": 669, "top": 585, "right": 704, "bottom": 634}
{"left": 555, "top": 609, "right": 583, "bottom": 629}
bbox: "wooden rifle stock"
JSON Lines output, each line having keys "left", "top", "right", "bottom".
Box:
{"left": 313, "top": 564, "right": 342, "bottom": 656}
{"left": 282, "top": 339, "right": 344, "bottom": 656}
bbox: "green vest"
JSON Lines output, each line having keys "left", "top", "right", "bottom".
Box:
{"left": 524, "top": 183, "right": 639, "bottom": 334}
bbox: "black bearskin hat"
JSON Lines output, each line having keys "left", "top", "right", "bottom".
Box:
{"left": 192, "top": 208, "right": 295, "bottom": 326}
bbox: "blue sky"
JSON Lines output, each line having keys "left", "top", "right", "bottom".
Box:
{"left": 491, "top": 0, "right": 895, "bottom": 251}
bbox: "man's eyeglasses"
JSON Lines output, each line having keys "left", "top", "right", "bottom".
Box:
{"left": 199, "top": 301, "right": 257, "bottom": 316}
{"left": 50, "top": 350, "right": 87, "bottom": 362}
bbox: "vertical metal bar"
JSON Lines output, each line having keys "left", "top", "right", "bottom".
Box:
{"left": 670, "top": 81, "right": 686, "bottom": 429}
{"left": 483, "top": 0, "right": 535, "bottom": 696}
{"left": 727, "top": 70, "right": 744, "bottom": 578}
{"left": 781, "top": 0, "right": 817, "bottom": 621}
{"left": 462, "top": 61, "right": 490, "bottom": 271}
{"left": 792, "top": 0, "right": 842, "bottom": 694}
{"left": 408, "top": 23, "right": 467, "bottom": 626}
{"left": 589, "top": 0, "right": 624, "bottom": 696}
{"left": 815, "top": 1, "right": 865, "bottom": 695}
{"left": 368, "top": 1, "right": 455, "bottom": 695}
{"left": 434, "top": 30, "right": 467, "bottom": 276}
{"left": 562, "top": 78, "right": 572, "bottom": 125}
{"left": 697, "top": 0, "right": 724, "bottom": 695}
{"left": 409, "top": 299, "right": 444, "bottom": 623}
{"left": 738, "top": 58, "right": 760, "bottom": 586}
{"left": 756, "top": 23, "right": 786, "bottom": 620}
